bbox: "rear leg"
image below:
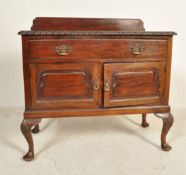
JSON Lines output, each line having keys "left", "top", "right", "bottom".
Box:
{"left": 141, "top": 114, "right": 149, "bottom": 128}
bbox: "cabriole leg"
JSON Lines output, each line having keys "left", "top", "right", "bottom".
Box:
{"left": 20, "top": 119, "right": 42, "bottom": 161}
{"left": 154, "top": 113, "right": 174, "bottom": 151}
{"left": 141, "top": 114, "right": 149, "bottom": 128}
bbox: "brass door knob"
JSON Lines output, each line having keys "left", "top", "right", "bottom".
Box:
{"left": 56, "top": 45, "right": 72, "bottom": 56}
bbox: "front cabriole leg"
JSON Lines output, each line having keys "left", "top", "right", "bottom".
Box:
{"left": 20, "top": 119, "right": 41, "bottom": 161}
{"left": 154, "top": 113, "right": 174, "bottom": 151}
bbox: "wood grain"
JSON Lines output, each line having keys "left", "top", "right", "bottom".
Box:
{"left": 19, "top": 17, "right": 176, "bottom": 160}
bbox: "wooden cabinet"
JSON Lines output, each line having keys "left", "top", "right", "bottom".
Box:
{"left": 19, "top": 17, "right": 176, "bottom": 161}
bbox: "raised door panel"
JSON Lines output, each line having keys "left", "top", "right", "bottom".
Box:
{"left": 30, "top": 63, "right": 100, "bottom": 109}
{"left": 104, "top": 62, "right": 165, "bottom": 107}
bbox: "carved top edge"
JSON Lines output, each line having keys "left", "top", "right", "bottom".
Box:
{"left": 18, "top": 30, "right": 177, "bottom": 36}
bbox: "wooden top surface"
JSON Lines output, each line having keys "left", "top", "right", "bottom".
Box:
{"left": 18, "top": 17, "right": 177, "bottom": 36}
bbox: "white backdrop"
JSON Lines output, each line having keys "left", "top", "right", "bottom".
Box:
{"left": 0, "top": 0, "right": 185, "bottom": 108}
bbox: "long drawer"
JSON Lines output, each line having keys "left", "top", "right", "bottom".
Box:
{"left": 29, "top": 39, "right": 167, "bottom": 60}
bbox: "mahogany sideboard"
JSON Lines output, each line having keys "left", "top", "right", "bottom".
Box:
{"left": 18, "top": 17, "right": 177, "bottom": 161}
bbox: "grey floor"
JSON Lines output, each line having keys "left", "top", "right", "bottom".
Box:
{"left": 0, "top": 107, "right": 185, "bottom": 175}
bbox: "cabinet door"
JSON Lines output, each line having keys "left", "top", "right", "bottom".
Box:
{"left": 104, "top": 62, "right": 165, "bottom": 107}
{"left": 30, "top": 63, "right": 100, "bottom": 109}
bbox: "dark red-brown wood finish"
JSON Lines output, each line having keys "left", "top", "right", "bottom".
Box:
{"left": 19, "top": 17, "right": 176, "bottom": 161}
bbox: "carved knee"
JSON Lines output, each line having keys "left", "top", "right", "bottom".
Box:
{"left": 20, "top": 119, "right": 41, "bottom": 161}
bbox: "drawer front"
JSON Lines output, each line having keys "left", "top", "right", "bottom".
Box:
{"left": 29, "top": 39, "right": 167, "bottom": 60}
{"left": 103, "top": 62, "right": 165, "bottom": 107}
{"left": 29, "top": 63, "right": 101, "bottom": 109}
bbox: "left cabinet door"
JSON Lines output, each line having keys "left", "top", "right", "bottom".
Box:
{"left": 29, "top": 63, "right": 100, "bottom": 109}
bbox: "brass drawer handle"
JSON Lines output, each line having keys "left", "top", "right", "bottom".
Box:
{"left": 56, "top": 45, "right": 72, "bottom": 56}
{"left": 94, "top": 80, "right": 99, "bottom": 90}
{"left": 129, "top": 43, "right": 143, "bottom": 55}
{"left": 104, "top": 79, "right": 110, "bottom": 91}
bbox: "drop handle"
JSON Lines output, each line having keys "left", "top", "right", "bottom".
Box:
{"left": 104, "top": 79, "right": 110, "bottom": 91}
{"left": 93, "top": 80, "right": 99, "bottom": 90}
{"left": 129, "top": 43, "right": 143, "bottom": 55}
{"left": 56, "top": 45, "right": 72, "bottom": 56}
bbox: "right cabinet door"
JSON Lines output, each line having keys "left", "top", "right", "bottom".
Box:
{"left": 104, "top": 62, "right": 165, "bottom": 107}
